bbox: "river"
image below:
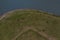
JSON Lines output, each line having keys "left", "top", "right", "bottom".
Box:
{"left": 0, "top": 0, "right": 60, "bottom": 15}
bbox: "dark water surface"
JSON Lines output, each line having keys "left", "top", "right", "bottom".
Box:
{"left": 0, "top": 0, "right": 60, "bottom": 15}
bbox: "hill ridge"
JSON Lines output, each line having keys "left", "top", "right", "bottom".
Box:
{"left": 0, "top": 9, "right": 59, "bottom": 20}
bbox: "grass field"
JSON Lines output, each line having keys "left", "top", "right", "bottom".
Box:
{"left": 0, "top": 9, "right": 60, "bottom": 40}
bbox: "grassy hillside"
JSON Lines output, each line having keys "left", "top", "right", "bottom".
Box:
{"left": 0, "top": 9, "right": 60, "bottom": 40}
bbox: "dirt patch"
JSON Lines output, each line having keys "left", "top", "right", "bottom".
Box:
{"left": 12, "top": 27, "right": 56, "bottom": 40}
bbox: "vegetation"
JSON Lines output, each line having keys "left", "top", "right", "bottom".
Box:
{"left": 0, "top": 9, "right": 60, "bottom": 40}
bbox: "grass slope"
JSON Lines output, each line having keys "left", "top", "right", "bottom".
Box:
{"left": 0, "top": 9, "right": 60, "bottom": 40}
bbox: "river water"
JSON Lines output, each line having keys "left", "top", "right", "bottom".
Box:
{"left": 0, "top": 0, "right": 60, "bottom": 15}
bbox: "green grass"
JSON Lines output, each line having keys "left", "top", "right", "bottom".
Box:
{"left": 0, "top": 9, "right": 60, "bottom": 40}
